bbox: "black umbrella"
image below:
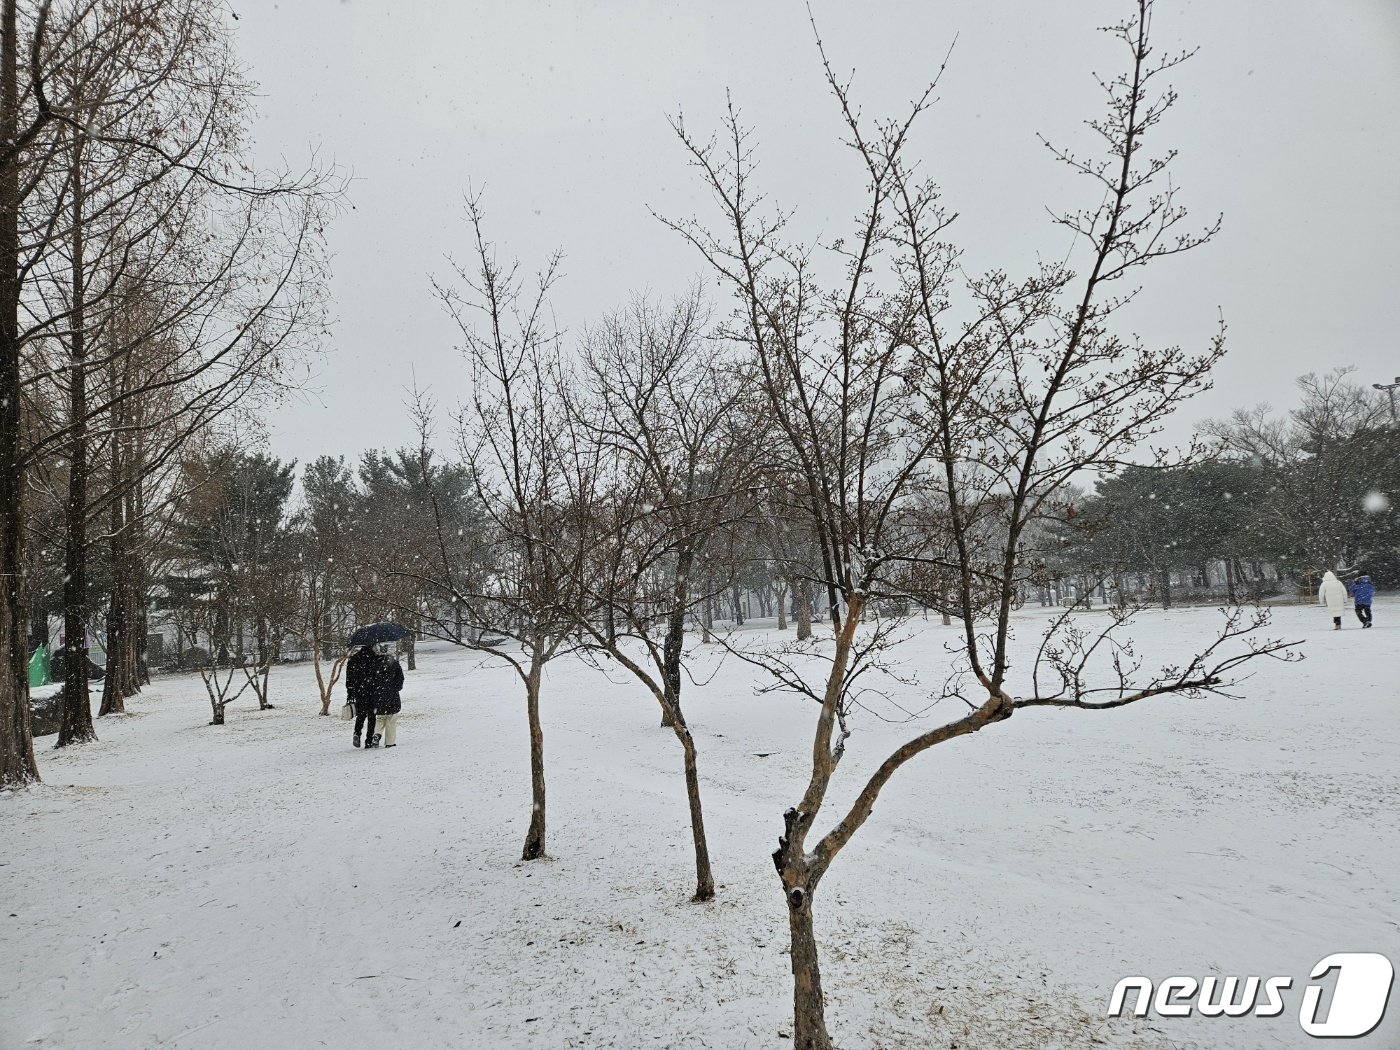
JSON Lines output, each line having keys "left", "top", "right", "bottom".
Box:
{"left": 347, "top": 621, "right": 412, "bottom": 647}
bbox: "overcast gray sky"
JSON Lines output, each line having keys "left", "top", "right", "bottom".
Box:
{"left": 232, "top": 0, "right": 1400, "bottom": 468}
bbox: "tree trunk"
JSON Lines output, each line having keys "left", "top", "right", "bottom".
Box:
{"left": 0, "top": 0, "right": 38, "bottom": 787}
{"left": 210, "top": 700, "right": 225, "bottom": 726}
{"left": 776, "top": 582, "right": 788, "bottom": 631}
{"left": 403, "top": 631, "right": 416, "bottom": 671}
{"left": 521, "top": 645, "right": 547, "bottom": 861}
{"left": 99, "top": 468, "right": 129, "bottom": 714}
{"left": 1160, "top": 568, "right": 1172, "bottom": 610}
{"left": 100, "top": 369, "right": 142, "bottom": 712}
{"left": 316, "top": 654, "right": 332, "bottom": 714}
{"left": 28, "top": 596, "right": 48, "bottom": 649}
{"left": 794, "top": 579, "right": 812, "bottom": 641}
{"left": 1224, "top": 556, "right": 1236, "bottom": 604}
{"left": 660, "top": 549, "right": 693, "bottom": 728}
{"left": 215, "top": 594, "right": 229, "bottom": 667}
{"left": 126, "top": 426, "right": 149, "bottom": 690}
{"left": 769, "top": 593, "right": 869, "bottom": 1047}
{"left": 677, "top": 723, "right": 714, "bottom": 901}
{"left": 134, "top": 587, "right": 149, "bottom": 686}
{"left": 254, "top": 617, "right": 273, "bottom": 709}
{"left": 57, "top": 132, "right": 94, "bottom": 748}
{"left": 312, "top": 612, "right": 335, "bottom": 714}
{"left": 786, "top": 887, "right": 833, "bottom": 1050}
{"left": 99, "top": 589, "right": 127, "bottom": 714}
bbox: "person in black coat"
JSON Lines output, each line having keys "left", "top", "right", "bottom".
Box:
{"left": 346, "top": 644, "right": 381, "bottom": 748}
{"left": 373, "top": 652, "right": 406, "bottom": 747}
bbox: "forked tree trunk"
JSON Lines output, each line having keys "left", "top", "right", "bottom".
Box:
{"left": 606, "top": 638, "right": 716, "bottom": 902}
{"left": 315, "top": 649, "right": 333, "bottom": 714}
{"left": 313, "top": 642, "right": 346, "bottom": 716}
{"left": 0, "top": 0, "right": 39, "bottom": 788}
{"left": 521, "top": 646, "right": 547, "bottom": 861}
{"left": 253, "top": 619, "right": 274, "bottom": 709}
{"left": 772, "top": 593, "right": 864, "bottom": 1048}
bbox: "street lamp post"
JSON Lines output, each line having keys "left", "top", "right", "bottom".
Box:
{"left": 1372, "top": 376, "right": 1400, "bottom": 424}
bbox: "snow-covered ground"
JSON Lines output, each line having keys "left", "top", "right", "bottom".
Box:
{"left": 2, "top": 602, "right": 1397, "bottom": 1049}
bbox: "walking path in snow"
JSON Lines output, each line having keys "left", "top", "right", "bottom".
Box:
{"left": 3, "top": 603, "right": 1397, "bottom": 1049}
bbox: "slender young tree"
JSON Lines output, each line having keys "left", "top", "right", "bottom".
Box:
{"left": 665, "top": 5, "right": 1300, "bottom": 1045}
{"left": 296, "top": 455, "right": 358, "bottom": 714}
{"left": 423, "top": 195, "right": 583, "bottom": 861}
{"left": 561, "top": 289, "right": 759, "bottom": 901}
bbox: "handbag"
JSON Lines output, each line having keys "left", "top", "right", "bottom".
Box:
{"left": 340, "top": 700, "right": 355, "bottom": 721}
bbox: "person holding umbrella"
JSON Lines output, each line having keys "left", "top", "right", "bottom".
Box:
{"left": 347, "top": 643, "right": 381, "bottom": 748}
{"left": 346, "top": 622, "right": 412, "bottom": 748}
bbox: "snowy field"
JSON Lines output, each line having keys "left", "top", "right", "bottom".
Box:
{"left": 2, "top": 602, "right": 1397, "bottom": 1050}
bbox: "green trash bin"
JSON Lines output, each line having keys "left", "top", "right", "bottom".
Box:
{"left": 28, "top": 644, "right": 51, "bottom": 688}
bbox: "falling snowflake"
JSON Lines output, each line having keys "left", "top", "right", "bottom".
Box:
{"left": 1362, "top": 490, "right": 1391, "bottom": 514}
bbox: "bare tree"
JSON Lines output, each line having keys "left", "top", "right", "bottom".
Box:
{"left": 166, "top": 566, "right": 252, "bottom": 726}
{"left": 664, "top": 5, "right": 1301, "bottom": 1045}
{"left": 419, "top": 195, "right": 584, "bottom": 862}
{"left": 563, "top": 288, "right": 758, "bottom": 901}
{"left": 294, "top": 455, "right": 358, "bottom": 715}
{"left": 6, "top": 0, "right": 334, "bottom": 766}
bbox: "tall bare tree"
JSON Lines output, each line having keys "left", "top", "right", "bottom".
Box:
{"left": 0, "top": 0, "right": 334, "bottom": 776}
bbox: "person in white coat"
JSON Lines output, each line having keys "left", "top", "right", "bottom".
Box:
{"left": 1318, "top": 570, "right": 1349, "bottom": 630}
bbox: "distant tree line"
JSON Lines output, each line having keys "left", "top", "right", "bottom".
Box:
{"left": 1, "top": 0, "right": 335, "bottom": 780}
{"left": 1049, "top": 368, "right": 1400, "bottom": 606}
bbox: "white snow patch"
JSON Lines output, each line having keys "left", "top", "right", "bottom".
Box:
{"left": 2, "top": 604, "right": 1397, "bottom": 1049}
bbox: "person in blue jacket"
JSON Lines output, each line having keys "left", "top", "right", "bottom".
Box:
{"left": 1351, "top": 574, "right": 1375, "bottom": 628}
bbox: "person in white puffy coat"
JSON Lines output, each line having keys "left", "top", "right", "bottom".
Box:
{"left": 1318, "top": 570, "right": 1348, "bottom": 630}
